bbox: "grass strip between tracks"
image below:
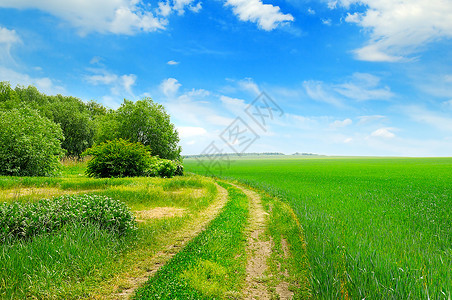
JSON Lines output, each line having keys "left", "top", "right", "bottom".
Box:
{"left": 134, "top": 182, "right": 248, "bottom": 299}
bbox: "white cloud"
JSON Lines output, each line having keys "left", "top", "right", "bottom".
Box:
{"left": 121, "top": 74, "right": 136, "bottom": 94}
{"left": 0, "top": 0, "right": 201, "bottom": 35}
{"left": 177, "top": 126, "right": 207, "bottom": 138}
{"left": 0, "top": 66, "right": 64, "bottom": 95}
{"left": 238, "top": 78, "right": 260, "bottom": 95}
{"left": 0, "top": 26, "right": 21, "bottom": 64}
{"left": 330, "top": 118, "right": 352, "bottom": 128}
{"left": 322, "top": 18, "right": 332, "bottom": 26}
{"left": 158, "top": 1, "right": 172, "bottom": 17}
{"left": 160, "top": 78, "right": 182, "bottom": 97}
{"left": 405, "top": 105, "right": 452, "bottom": 132}
{"left": 328, "top": 1, "right": 338, "bottom": 9}
{"left": 334, "top": 73, "right": 393, "bottom": 101}
{"left": 303, "top": 80, "right": 344, "bottom": 107}
{"left": 443, "top": 100, "right": 452, "bottom": 109}
{"left": 225, "top": 0, "right": 294, "bottom": 31}
{"left": 307, "top": 8, "right": 315, "bottom": 15}
{"left": 167, "top": 60, "right": 179, "bottom": 65}
{"left": 220, "top": 95, "right": 247, "bottom": 115}
{"left": 190, "top": 2, "right": 202, "bottom": 13}
{"left": 85, "top": 69, "right": 136, "bottom": 97}
{"left": 371, "top": 127, "right": 396, "bottom": 138}
{"left": 339, "top": 0, "right": 452, "bottom": 62}
{"left": 358, "top": 115, "right": 386, "bottom": 125}
{"left": 0, "top": 26, "right": 20, "bottom": 45}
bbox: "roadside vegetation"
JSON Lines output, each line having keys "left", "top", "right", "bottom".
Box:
{"left": 0, "top": 161, "right": 217, "bottom": 299}
{"left": 186, "top": 157, "right": 452, "bottom": 299}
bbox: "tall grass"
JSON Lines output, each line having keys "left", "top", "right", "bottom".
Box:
{"left": 1, "top": 222, "right": 133, "bottom": 299}
{"left": 186, "top": 157, "right": 452, "bottom": 299}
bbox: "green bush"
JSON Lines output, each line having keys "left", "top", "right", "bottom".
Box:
{"left": 0, "top": 194, "right": 136, "bottom": 242}
{"left": 0, "top": 107, "right": 64, "bottom": 176}
{"left": 83, "top": 139, "right": 183, "bottom": 178}
{"left": 147, "top": 158, "right": 183, "bottom": 178}
{"left": 82, "top": 139, "right": 152, "bottom": 178}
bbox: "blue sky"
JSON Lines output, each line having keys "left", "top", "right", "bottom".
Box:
{"left": 0, "top": 0, "right": 451, "bottom": 156}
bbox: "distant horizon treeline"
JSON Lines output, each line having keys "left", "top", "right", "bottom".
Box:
{"left": 184, "top": 152, "right": 321, "bottom": 158}
{"left": 0, "top": 81, "right": 181, "bottom": 160}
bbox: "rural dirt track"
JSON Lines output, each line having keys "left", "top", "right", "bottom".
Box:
{"left": 114, "top": 182, "right": 293, "bottom": 299}
{"left": 114, "top": 183, "right": 228, "bottom": 299}
{"left": 233, "top": 183, "right": 293, "bottom": 300}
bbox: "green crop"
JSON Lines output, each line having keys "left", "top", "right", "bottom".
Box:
{"left": 186, "top": 157, "right": 452, "bottom": 299}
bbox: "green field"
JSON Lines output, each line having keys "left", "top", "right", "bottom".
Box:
{"left": 185, "top": 157, "right": 452, "bottom": 299}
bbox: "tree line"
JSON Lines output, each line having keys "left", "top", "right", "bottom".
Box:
{"left": 0, "top": 81, "right": 181, "bottom": 176}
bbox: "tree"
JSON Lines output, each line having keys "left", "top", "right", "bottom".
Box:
{"left": 47, "top": 96, "right": 95, "bottom": 157}
{"left": 99, "top": 98, "right": 181, "bottom": 160}
{"left": 0, "top": 107, "right": 65, "bottom": 176}
{"left": 2, "top": 82, "right": 99, "bottom": 157}
{"left": 0, "top": 81, "right": 19, "bottom": 108}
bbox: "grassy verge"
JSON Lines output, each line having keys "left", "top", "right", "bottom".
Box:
{"left": 0, "top": 162, "right": 218, "bottom": 299}
{"left": 261, "top": 193, "right": 313, "bottom": 299}
{"left": 1, "top": 222, "right": 133, "bottom": 299}
{"left": 134, "top": 182, "right": 249, "bottom": 299}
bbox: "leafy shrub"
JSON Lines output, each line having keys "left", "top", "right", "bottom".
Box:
{"left": 83, "top": 139, "right": 152, "bottom": 178}
{"left": 157, "top": 159, "right": 177, "bottom": 178}
{"left": 0, "top": 194, "right": 136, "bottom": 242}
{"left": 0, "top": 107, "right": 65, "bottom": 176}
{"left": 147, "top": 158, "right": 182, "bottom": 178}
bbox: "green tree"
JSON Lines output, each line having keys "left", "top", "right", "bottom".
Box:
{"left": 99, "top": 98, "right": 181, "bottom": 160}
{"left": 0, "top": 107, "right": 65, "bottom": 176}
{"left": 0, "top": 81, "right": 19, "bottom": 108}
{"left": 2, "top": 83, "right": 100, "bottom": 157}
{"left": 48, "top": 96, "right": 95, "bottom": 157}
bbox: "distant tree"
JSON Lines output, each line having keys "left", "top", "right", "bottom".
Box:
{"left": 0, "top": 107, "right": 64, "bottom": 176}
{"left": 98, "top": 98, "right": 181, "bottom": 160}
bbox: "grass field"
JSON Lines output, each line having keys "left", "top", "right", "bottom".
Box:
{"left": 185, "top": 157, "right": 452, "bottom": 299}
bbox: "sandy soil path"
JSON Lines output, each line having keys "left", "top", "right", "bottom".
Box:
{"left": 233, "top": 183, "right": 293, "bottom": 300}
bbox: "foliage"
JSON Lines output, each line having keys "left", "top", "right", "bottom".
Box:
{"left": 0, "top": 82, "right": 182, "bottom": 160}
{"left": 147, "top": 158, "right": 179, "bottom": 178}
{"left": 83, "top": 139, "right": 183, "bottom": 178}
{"left": 98, "top": 98, "right": 181, "bottom": 160}
{"left": 0, "top": 107, "right": 64, "bottom": 176}
{"left": 0, "top": 82, "right": 101, "bottom": 157}
{"left": 0, "top": 194, "right": 136, "bottom": 242}
{"left": 47, "top": 96, "right": 96, "bottom": 157}
{"left": 83, "top": 139, "right": 152, "bottom": 178}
